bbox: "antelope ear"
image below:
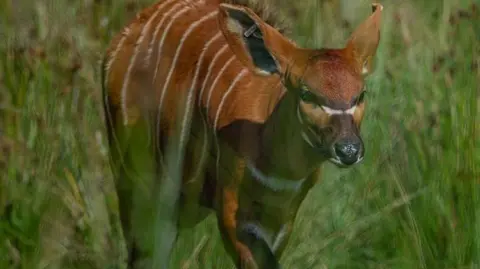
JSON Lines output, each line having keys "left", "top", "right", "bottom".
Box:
{"left": 346, "top": 3, "right": 383, "bottom": 76}
{"left": 217, "top": 3, "right": 294, "bottom": 76}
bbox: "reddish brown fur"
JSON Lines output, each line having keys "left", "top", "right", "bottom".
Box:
{"left": 102, "top": 0, "right": 382, "bottom": 268}
{"left": 303, "top": 50, "right": 364, "bottom": 104}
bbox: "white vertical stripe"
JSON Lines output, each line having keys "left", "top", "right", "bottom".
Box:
{"left": 205, "top": 56, "right": 236, "bottom": 125}
{"left": 147, "top": 1, "right": 186, "bottom": 171}
{"left": 196, "top": 43, "right": 230, "bottom": 183}
{"left": 197, "top": 44, "right": 229, "bottom": 107}
{"left": 145, "top": 0, "right": 182, "bottom": 67}
{"left": 150, "top": 3, "right": 193, "bottom": 150}
{"left": 213, "top": 69, "right": 248, "bottom": 130}
{"left": 181, "top": 32, "right": 222, "bottom": 182}
{"left": 120, "top": 5, "right": 164, "bottom": 125}
{"left": 189, "top": 32, "right": 222, "bottom": 96}
{"left": 213, "top": 69, "right": 247, "bottom": 196}
{"left": 152, "top": 5, "right": 192, "bottom": 83}
{"left": 104, "top": 27, "right": 130, "bottom": 88}
{"left": 157, "top": 11, "right": 218, "bottom": 141}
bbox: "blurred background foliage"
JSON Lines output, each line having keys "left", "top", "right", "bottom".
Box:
{"left": 0, "top": 0, "right": 479, "bottom": 268}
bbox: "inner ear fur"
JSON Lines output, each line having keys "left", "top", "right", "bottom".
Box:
{"left": 346, "top": 3, "right": 383, "bottom": 76}
{"left": 217, "top": 4, "right": 306, "bottom": 76}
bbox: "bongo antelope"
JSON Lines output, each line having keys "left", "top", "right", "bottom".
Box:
{"left": 101, "top": 0, "right": 383, "bottom": 268}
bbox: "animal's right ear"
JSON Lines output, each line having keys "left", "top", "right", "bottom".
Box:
{"left": 345, "top": 3, "right": 383, "bottom": 76}
{"left": 217, "top": 3, "right": 300, "bottom": 76}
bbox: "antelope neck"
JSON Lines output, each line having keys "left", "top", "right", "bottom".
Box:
{"left": 248, "top": 90, "right": 321, "bottom": 191}
{"left": 245, "top": 161, "right": 306, "bottom": 192}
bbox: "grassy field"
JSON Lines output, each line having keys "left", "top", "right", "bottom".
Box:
{"left": 0, "top": 0, "right": 479, "bottom": 268}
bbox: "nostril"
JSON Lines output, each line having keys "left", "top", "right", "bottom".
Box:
{"left": 335, "top": 143, "right": 358, "bottom": 156}
{"left": 334, "top": 142, "right": 361, "bottom": 164}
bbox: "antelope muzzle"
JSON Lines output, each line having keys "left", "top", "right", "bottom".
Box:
{"left": 328, "top": 114, "right": 364, "bottom": 167}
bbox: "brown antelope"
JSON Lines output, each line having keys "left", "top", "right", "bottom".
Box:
{"left": 101, "top": 0, "right": 383, "bottom": 268}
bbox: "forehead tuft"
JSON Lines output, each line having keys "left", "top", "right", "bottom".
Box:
{"left": 302, "top": 51, "right": 364, "bottom": 105}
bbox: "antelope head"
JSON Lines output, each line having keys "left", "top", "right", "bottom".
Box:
{"left": 218, "top": 3, "right": 383, "bottom": 167}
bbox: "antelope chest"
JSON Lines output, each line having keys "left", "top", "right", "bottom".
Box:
{"left": 239, "top": 162, "right": 308, "bottom": 216}
{"left": 232, "top": 162, "right": 309, "bottom": 253}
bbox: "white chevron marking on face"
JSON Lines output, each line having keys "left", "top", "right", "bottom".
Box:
{"left": 321, "top": 105, "right": 356, "bottom": 115}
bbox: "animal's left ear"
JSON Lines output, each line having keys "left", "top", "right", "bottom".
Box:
{"left": 217, "top": 3, "right": 299, "bottom": 76}
{"left": 346, "top": 3, "right": 383, "bottom": 76}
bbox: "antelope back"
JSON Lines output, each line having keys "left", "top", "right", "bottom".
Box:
{"left": 103, "top": 0, "right": 382, "bottom": 166}
{"left": 103, "top": 0, "right": 280, "bottom": 134}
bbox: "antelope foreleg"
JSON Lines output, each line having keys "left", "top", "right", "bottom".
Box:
{"left": 216, "top": 187, "right": 280, "bottom": 269}
{"left": 236, "top": 226, "right": 280, "bottom": 269}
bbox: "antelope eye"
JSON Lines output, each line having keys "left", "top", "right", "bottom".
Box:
{"left": 356, "top": 90, "right": 367, "bottom": 104}
{"left": 299, "top": 85, "right": 317, "bottom": 104}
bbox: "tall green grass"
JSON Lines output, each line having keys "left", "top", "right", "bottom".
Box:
{"left": 0, "top": 0, "right": 478, "bottom": 268}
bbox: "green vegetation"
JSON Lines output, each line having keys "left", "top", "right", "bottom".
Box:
{"left": 0, "top": 0, "right": 478, "bottom": 268}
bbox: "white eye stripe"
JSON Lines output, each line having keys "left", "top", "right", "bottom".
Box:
{"left": 299, "top": 84, "right": 365, "bottom": 116}
{"left": 321, "top": 105, "right": 357, "bottom": 115}
{"left": 298, "top": 102, "right": 356, "bottom": 117}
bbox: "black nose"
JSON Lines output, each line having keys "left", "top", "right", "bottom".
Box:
{"left": 334, "top": 139, "right": 362, "bottom": 165}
